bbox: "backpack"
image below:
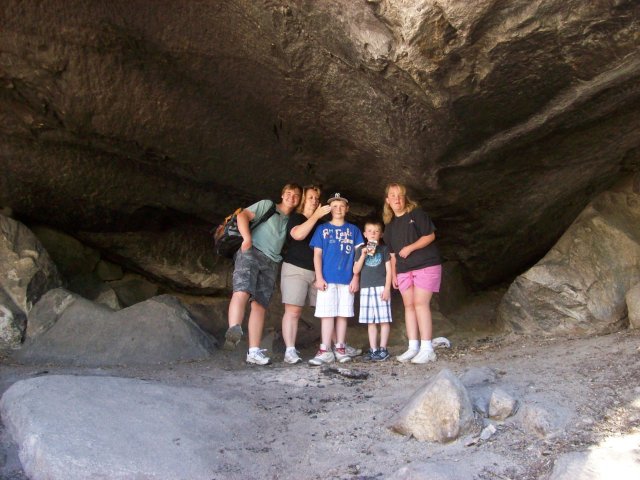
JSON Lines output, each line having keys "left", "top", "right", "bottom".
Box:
{"left": 213, "top": 201, "right": 277, "bottom": 258}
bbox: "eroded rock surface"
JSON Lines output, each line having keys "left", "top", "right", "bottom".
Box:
{"left": 389, "top": 368, "right": 476, "bottom": 442}
{"left": 0, "top": 215, "right": 62, "bottom": 349}
{"left": 498, "top": 179, "right": 640, "bottom": 336}
{"left": 1, "top": 1, "right": 639, "bottom": 287}
{"left": 0, "top": 375, "right": 253, "bottom": 480}
{"left": 13, "top": 291, "right": 216, "bottom": 366}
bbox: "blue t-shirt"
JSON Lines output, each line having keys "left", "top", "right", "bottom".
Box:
{"left": 310, "top": 222, "right": 364, "bottom": 285}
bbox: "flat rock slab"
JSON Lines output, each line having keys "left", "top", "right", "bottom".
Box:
{"left": 549, "top": 432, "right": 640, "bottom": 480}
{"left": 0, "top": 375, "right": 254, "bottom": 480}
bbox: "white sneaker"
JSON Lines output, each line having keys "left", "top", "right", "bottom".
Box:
{"left": 308, "top": 350, "right": 335, "bottom": 366}
{"left": 396, "top": 349, "right": 419, "bottom": 363}
{"left": 334, "top": 347, "right": 352, "bottom": 364}
{"left": 344, "top": 344, "right": 362, "bottom": 357}
{"left": 410, "top": 349, "right": 437, "bottom": 364}
{"left": 284, "top": 349, "right": 302, "bottom": 364}
{"left": 246, "top": 349, "right": 271, "bottom": 365}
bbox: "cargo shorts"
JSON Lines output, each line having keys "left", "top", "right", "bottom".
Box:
{"left": 232, "top": 247, "right": 279, "bottom": 308}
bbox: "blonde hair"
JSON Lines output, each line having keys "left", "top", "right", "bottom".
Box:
{"left": 297, "top": 185, "right": 322, "bottom": 214}
{"left": 383, "top": 183, "right": 418, "bottom": 224}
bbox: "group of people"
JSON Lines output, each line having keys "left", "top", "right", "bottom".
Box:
{"left": 222, "top": 182, "right": 442, "bottom": 367}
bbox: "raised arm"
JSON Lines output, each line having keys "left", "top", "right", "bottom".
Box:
{"left": 290, "top": 205, "right": 331, "bottom": 240}
{"left": 353, "top": 246, "right": 367, "bottom": 275}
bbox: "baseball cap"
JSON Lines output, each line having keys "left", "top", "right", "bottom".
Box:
{"left": 327, "top": 192, "right": 349, "bottom": 204}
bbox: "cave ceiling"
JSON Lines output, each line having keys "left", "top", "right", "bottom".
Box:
{"left": 1, "top": 0, "right": 639, "bottom": 285}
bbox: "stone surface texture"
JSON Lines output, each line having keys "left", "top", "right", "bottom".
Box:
{"left": 498, "top": 179, "right": 640, "bottom": 335}
{"left": 0, "top": 375, "right": 253, "bottom": 480}
{"left": 548, "top": 433, "right": 640, "bottom": 480}
{"left": 389, "top": 368, "right": 476, "bottom": 442}
{"left": 13, "top": 291, "right": 216, "bottom": 366}
{"left": 488, "top": 387, "right": 518, "bottom": 421}
{"left": 0, "top": 215, "right": 62, "bottom": 349}
{"left": 626, "top": 283, "right": 640, "bottom": 329}
{"left": 0, "top": 1, "right": 638, "bottom": 288}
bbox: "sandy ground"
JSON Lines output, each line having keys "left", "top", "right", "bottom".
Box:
{"left": 1, "top": 320, "right": 639, "bottom": 479}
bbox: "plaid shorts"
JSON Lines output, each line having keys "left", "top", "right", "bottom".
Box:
{"left": 358, "top": 286, "right": 392, "bottom": 324}
{"left": 232, "top": 247, "right": 279, "bottom": 308}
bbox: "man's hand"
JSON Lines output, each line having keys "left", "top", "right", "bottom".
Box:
{"left": 240, "top": 238, "right": 252, "bottom": 251}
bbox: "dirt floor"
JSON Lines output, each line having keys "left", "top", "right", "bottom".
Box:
{"left": 1, "top": 301, "right": 640, "bottom": 479}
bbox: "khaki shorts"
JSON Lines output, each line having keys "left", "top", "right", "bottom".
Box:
{"left": 280, "top": 262, "right": 317, "bottom": 307}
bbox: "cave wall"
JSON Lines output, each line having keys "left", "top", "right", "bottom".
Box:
{"left": 1, "top": 0, "right": 639, "bottom": 287}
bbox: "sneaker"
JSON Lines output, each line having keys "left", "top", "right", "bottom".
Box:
{"left": 284, "top": 349, "right": 302, "bottom": 364}
{"left": 334, "top": 347, "right": 352, "bottom": 364}
{"left": 246, "top": 349, "right": 271, "bottom": 365}
{"left": 223, "top": 324, "right": 243, "bottom": 351}
{"left": 362, "top": 348, "right": 378, "bottom": 361}
{"left": 396, "top": 348, "right": 419, "bottom": 363}
{"left": 432, "top": 337, "right": 451, "bottom": 348}
{"left": 308, "top": 349, "right": 335, "bottom": 366}
{"left": 373, "top": 348, "right": 390, "bottom": 362}
{"left": 410, "top": 349, "right": 437, "bottom": 364}
{"left": 344, "top": 344, "right": 362, "bottom": 357}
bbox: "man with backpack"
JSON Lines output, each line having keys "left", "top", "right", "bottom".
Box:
{"left": 223, "top": 183, "right": 302, "bottom": 365}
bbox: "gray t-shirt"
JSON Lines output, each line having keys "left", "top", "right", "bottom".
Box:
{"left": 247, "top": 199, "right": 289, "bottom": 262}
{"left": 356, "top": 244, "right": 390, "bottom": 288}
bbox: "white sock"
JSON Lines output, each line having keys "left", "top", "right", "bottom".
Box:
{"left": 409, "top": 340, "right": 420, "bottom": 351}
{"left": 249, "top": 347, "right": 260, "bottom": 354}
{"left": 320, "top": 344, "right": 329, "bottom": 351}
{"left": 420, "top": 340, "right": 434, "bottom": 351}
{"left": 286, "top": 346, "right": 296, "bottom": 354}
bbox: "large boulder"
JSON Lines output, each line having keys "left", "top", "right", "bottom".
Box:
{"left": 30, "top": 225, "right": 100, "bottom": 278}
{"left": 0, "top": 305, "right": 22, "bottom": 349}
{"left": 0, "top": 375, "right": 255, "bottom": 480}
{"left": 13, "top": 290, "right": 216, "bottom": 366}
{"left": 0, "top": 214, "right": 62, "bottom": 349}
{"left": 626, "top": 283, "right": 640, "bottom": 329}
{"left": 498, "top": 179, "right": 640, "bottom": 336}
{"left": 548, "top": 433, "right": 640, "bottom": 480}
{"left": 389, "top": 368, "right": 476, "bottom": 442}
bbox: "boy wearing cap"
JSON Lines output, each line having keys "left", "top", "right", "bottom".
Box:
{"left": 308, "top": 193, "right": 365, "bottom": 365}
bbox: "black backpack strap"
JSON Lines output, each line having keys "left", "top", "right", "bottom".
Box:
{"left": 250, "top": 201, "right": 277, "bottom": 232}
